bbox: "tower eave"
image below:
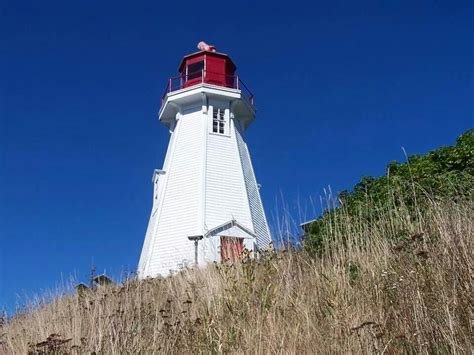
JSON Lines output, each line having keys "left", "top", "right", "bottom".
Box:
{"left": 159, "top": 84, "right": 256, "bottom": 129}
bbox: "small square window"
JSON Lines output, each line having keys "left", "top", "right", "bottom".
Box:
{"left": 187, "top": 61, "right": 204, "bottom": 80}
{"left": 212, "top": 108, "right": 226, "bottom": 135}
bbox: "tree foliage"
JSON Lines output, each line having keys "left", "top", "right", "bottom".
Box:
{"left": 305, "top": 129, "right": 474, "bottom": 254}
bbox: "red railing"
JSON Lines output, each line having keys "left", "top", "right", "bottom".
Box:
{"left": 161, "top": 70, "right": 254, "bottom": 107}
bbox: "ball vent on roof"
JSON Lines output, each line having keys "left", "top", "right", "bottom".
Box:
{"left": 197, "top": 41, "right": 216, "bottom": 52}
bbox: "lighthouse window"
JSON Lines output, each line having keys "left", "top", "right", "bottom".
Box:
{"left": 212, "top": 109, "right": 226, "bottom": 134}
{"left": 187, "top": 61, "right": 204, "bottom": 80}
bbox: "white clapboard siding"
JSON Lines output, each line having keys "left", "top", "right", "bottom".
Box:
{"left": 205, "top": 107, "right": 254, "bottom": 233}
{"left": 138, "top": 119, "right": 180, "bottom": 275}
{"left": 142, "top": 107, "right": 205, "bottom": 277}
{"left": 235, "top": 121, "right": 272, "bottom": 249}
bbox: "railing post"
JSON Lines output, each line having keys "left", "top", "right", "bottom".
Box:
{"left": 168, "top": 78, "right": 172, "bottom": 93}
{"left": 236, "top": 75, "right": 239, "bottom": 90}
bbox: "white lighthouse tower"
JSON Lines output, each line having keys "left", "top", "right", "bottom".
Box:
{"left": 138, "top": 43, "right": 272, "bottom": 278}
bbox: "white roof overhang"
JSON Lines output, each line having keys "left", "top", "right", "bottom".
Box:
{"left": 204, "top": 219, "right": 257, "bottom": 240}
{"left": 159, "top": 84, "right": 256, "bottom": 129}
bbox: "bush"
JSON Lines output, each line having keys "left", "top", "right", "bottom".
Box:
{"left": 305, "top": 129, "right": 473, "bottom": 255}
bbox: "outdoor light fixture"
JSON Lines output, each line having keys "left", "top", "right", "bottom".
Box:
{"left": 187, "top": 235, "right": 203, "bottom": 266}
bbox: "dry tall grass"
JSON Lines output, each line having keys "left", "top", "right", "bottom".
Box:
{"left": 2, "top": 198, "right": 473, "bottom": 354}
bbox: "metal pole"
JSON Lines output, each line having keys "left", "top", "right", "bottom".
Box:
{"left": 187, "top": 235, "right": 203, "bottom": 266}
{"left": 194, "top": 240, "right": 198, "bottom": 265}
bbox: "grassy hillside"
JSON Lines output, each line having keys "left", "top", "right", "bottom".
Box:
{"left": 2, "top": 196, "right": 472, "bottom": 353}
{"left": 2, "top": 130, "right": 473, "bottom": 353}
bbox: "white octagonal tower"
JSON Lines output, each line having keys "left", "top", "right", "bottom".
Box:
{"left": 138, "top": 44, "right": 272, "bottom": 278}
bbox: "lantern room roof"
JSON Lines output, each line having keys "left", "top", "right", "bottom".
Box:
{"left": 177, "top": 50, "right": 237, "bottom": 73}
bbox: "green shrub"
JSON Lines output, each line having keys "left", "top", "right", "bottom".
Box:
{"left": 305, "top": 129, "right": 474, "bottom": 255}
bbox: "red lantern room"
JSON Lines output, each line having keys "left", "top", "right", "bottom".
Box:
{"left": 161, "top": 42, "right": 255, "bottom": 110}
{"left": 178, "top": 51, "right": 236, "bottom": 88}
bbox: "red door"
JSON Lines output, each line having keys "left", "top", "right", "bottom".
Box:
{"left": 220, "top": 237, "right": 244, "bottom": 263}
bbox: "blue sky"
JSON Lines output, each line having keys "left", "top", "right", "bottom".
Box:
{"left": 1, "top": 1, "right": 472, "bottom": 311}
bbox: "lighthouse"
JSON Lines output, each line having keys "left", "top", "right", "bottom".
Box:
{"left": 138, "top": 43, "right": 272, "bottom": 278}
